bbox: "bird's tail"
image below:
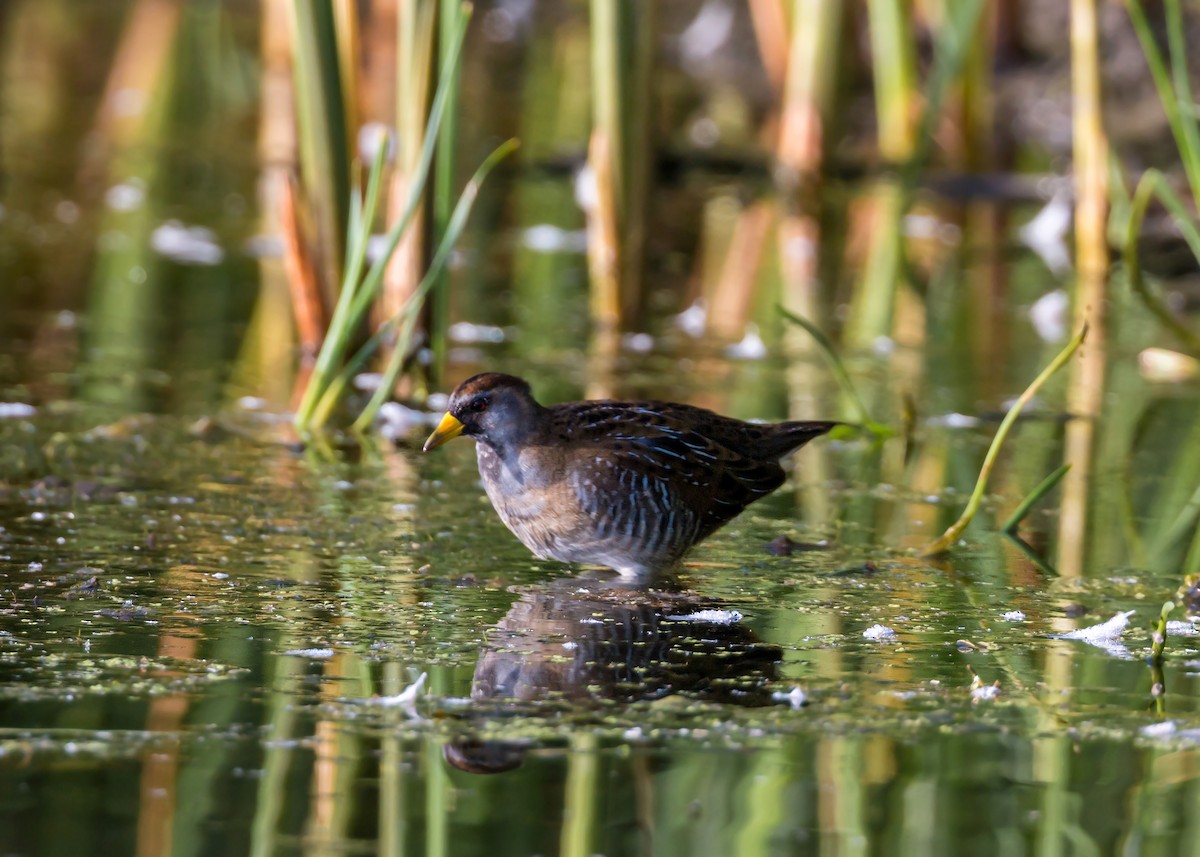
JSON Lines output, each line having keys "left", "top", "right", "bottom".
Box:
{"left": 768, "top": 421, "right": 840, "bottom": 458}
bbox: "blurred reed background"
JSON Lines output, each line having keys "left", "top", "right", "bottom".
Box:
{"left": 6, "top": 5, "right": 1200, "bottom": 853}
{"left": 3, "top": 0, "right": 1200, "bottom": 577}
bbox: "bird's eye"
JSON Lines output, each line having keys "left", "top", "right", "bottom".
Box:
{"left": 470, "top": 397, "right": 489, "bottom": 413}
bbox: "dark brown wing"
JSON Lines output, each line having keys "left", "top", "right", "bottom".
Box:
{"left": 553, "top": 403, "right": 798, "bottom": 561}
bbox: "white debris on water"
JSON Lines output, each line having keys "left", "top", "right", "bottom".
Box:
{"left": 283, "top": 648, "right": 335, "bottom": 659}
{"left": 773, "top": 687, "right": 808, "bottom": 710}
{"left": 151, "top": 221, "right": 224, "bottom": 266}
{"left": 1140, "top": 720, "right": 1177, "bottom": 739}
{"left": 375, "top": 401, "right": 432, "bottom": 442}
{"left": 1019, "top": 190, "right": 1073, "bottom": 276}
{"left": 665, "top": 609, "right": 742, "bottom": 625}
{"left": 1030, "top": 288, "right": 1070, "bottom": 342}
{"left": 448, "top": 321, "right": 506, "bottom": 343}
{"left": 622, "top": 332, "right": 655, "bottom": 353}
{"left": 926, "top": 412, "right": 981, "bottom": 429}
{"left": 367, "top": 672, "right": 427, "bottom": 715}
{"left": 674, "top": 300, "right": 707, "bottom": 337}
{"left": 1056, "top": 610, "right": 1136, "bottom": 658}
{"left": 725, "top": 324, "right": 767, "bottom": 360}
{"left": 863, "top": 624, "right": 898, "bottom": 641}
{"left": 357, "top": 122, "right": 395, "bottom": 163}
{"left": 106, "top": 179, "right": 146, "bottom": 212}
{"left": 1060, "top": 611, "right": 1135, "bottom": 643}
{"left": 971, "top": 682, "right": 1001, "bottom": 703}
{"left": 0, "top": 403, "right": 36, "bottom": 419}
{"left": 521, "top": 224, "right": 588, "bottom": 254}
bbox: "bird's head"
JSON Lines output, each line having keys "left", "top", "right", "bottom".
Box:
{"left": 423, "top": 373, "right": 542, "bottom": 452}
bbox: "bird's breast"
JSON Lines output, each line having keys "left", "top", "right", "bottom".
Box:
{"left": 476, "top": 442, "right": 568, "bottom": 531}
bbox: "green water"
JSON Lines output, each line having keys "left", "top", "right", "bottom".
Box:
{"left": 1, "top": 401, "right": 1197, "bottom": 855}
{"left": 3, "top": 1, "right": 1200, "bottom": 855}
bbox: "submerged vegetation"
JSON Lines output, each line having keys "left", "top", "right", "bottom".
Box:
{"left": 4, "top": 0, "right": 1200, "bottom": 853}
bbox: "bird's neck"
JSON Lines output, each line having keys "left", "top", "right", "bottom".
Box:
{"left": 477, "top": 404, "right": 548, "bottom": 475}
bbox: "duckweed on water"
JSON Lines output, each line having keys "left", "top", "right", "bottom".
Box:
{"left": 2, "top": 409, "right": 1199, "bottom": 848}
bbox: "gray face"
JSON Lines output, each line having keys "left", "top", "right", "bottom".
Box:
{"left": 448, "top": 374, "right": 538, "bottom": 446}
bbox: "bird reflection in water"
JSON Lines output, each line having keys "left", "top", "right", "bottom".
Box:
{"left": 444, "top": 574, "right": 784, "bottom": 774}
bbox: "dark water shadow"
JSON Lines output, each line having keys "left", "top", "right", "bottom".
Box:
{"left": 445, "top": 572, "right": 784, "bottom": 774}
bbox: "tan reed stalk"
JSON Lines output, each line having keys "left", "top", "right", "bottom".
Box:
{"left": 1057, "top": 0, "right": 1110, "bottom": 578}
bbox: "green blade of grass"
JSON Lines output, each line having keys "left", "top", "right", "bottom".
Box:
{"left": 778, "top": 306, "right": 891, "bottom": 436}
{"left": 1150, "top": 480, "right": 1200, "bottom": 564}
{"left": 310, "top": 136, "right": 517, "bottom": 433}
{"left": 294, "top": 135, "right": 393, "bottom": 429}
{"left": 920, "top": 323, "right": 1088, "bottom": 557}
{"left": 1124, "top": 168, "right": 1200, "bottom": 354}
{"left": 1165, "top": 0, "right": 1200, "bottom": 200}
{"left": 290, "top": 0, "right": 351, "bottom": 296}
{"left": 1002, "top": 531, "right": 1061, "bottom": 577}
{"left": 1151, "top": 600, "right": 1174, "bottom": 665}
{"left": 1001, "top": 463, "right": 1071, "bottom": 534}
{"left": 294, "top": 3, "right": 473, "bottom": 432}
{"left": 430, "top": 0, "right": 468, "bottom": 380}
{"left": 1186, "top": 515, "right": 1200, "bottom": 576}
{"left": 340, "top": 3, "right": 470, "bottom": 341}
{"left": 345, "top": 131, "right": 393, "bottom": 300}
{"left": 1126, "top": 0, "right": 1200, "bottom": 200}
{"left": 348, "top": 138, "right": 520, "bottom": 432}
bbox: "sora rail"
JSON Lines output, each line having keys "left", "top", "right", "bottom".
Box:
{"left": 423, "top": 373, "right": 836, "bottom": 576}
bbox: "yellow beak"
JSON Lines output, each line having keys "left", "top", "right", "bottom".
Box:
{"left": 423, "top": 412, "right": 465, "bottom": 452}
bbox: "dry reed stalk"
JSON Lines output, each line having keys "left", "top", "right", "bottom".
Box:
{"left": 377, "top": 0, "right": 436, "bottom": 375}
{"left": 710, "top": 201, "right": 775, "bottom": 338}
{"left": 1058, "top": 0, "right": 1110, "bottom": 578}
{"left": 279, "top": 172, "right": 327, "bottom": 357}
{"left": 333, "top": 0, "right": 361, "bottom": 138}
{"left": 244, "top": 0, "right": 304, "bottom": 411}
{"left": 844, "top": 0, "right": 918, "bottom": 349}
{"left": 289, "top": 0, "right": 352, "bottom": 307}
{"left": 748, "top": 0, "right": 790, "bottom": 94}
{"left": 382, "top": 170, "right": 429, "bottom": 323}
{"left": 776, "top": 0, "right": 842, "bottom": 175}
{"left": 587, "top": 0, "right": 653, "bottom": 330}
{"left": 259, "top": 0, "right": 297, "bottom": 167}
{"left": 767, "top": 1, "right": 846, "bottom": 523}
{"left": 137, "top": 630, "right": 197, "bottom": 857}
{"left": 585, "top": 327, "right": 621, "bottom": 401}
{"left": 775, "top": 0, "right": 844, "bottom": 331}
{"left": 585, "top": 129, "right": 622, "bottom": 334}
{"left": 868, "top": 0, "right": 917, "bottom": 164}
{"left": 91, "top": 0, "right": 184, "bottom": 141}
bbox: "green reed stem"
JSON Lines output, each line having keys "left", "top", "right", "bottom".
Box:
{"left": 290, "top": 0, "right": 351, "bottom": 295}
{"left": 294, "top": 4, "right": 472, "bottom": 433}
{"left": 1001, "top": 464, "right": 1070, "bottom": 534}
{"left": 425, "top": 735, "right": 449, "bottom": 857}
{"left": 867, "top": 0, "right": 917, "bottom": 163}
{"left": 560, "top": 732, "right": 598, "bottom": 857}
{"left": 1124, "top": 168, "right": 1200, "bottom": 354}
{"left": 779, "top": 306, "right": 890, "bottom": 436}
{"left": 430, "top": 0, "right": 466, "bottom": 379}
{"left": 1186, "top": 516, "right": 1200, "bottom": 576}
{"left": 1151, "top": 600, "right": 1174, "bottom": 665}
{"left": 1152, "top": 481, "right": 1200, "bottom": 563}
{"left": 1002, "top": 531, "right": 1061, "bottom": 577}
{"left": 587, "top": 0, "right": 653, "bottom": 328}
{"left": 848, "top": 0, "right": 985, "bottom": 348}
{"left": 351, "top": 138, "right": 519, "bottom": 432}
{"left": 1127, "top": 0, "right": 1200, "bottom": 201}
{"left": 920, "top": 324, "right": 1088, "bottom": 557}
